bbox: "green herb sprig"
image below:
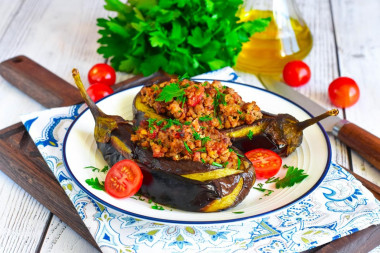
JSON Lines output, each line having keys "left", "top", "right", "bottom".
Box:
{"left": 275, "top": 165, "right": 308, "bottom": 189}
{"left": 97, "top": 0, "right": 270, "bottom": 76}
{"left": 85, "top": 178, "right": 105, "bottom": 191}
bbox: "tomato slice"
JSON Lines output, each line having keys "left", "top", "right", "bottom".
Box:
{"left": 245, "top": 148, "right": 282, "bottom": 179}
{"left": 105, "top": 160, "right": 143, "bottom": 198}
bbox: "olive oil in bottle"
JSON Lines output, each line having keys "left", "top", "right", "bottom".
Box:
{"left": 235, "top": 1, "right": 313, "bottom": 75}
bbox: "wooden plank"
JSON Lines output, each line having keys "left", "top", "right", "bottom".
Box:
{"left": 294, "top": 0, "right": 351, "bottom": 169}
{"left": 0, "top": 179, "right": 50, "bottom": 253}
{"left": 0, "top": 0, "right": 51, "bottom": 252}
{"left": 331, "top": 0, "right": 380, "bottom": 185}
{"left": 39, "top": 216, "right": 98, "bottom": 253}
{"left": 0, "top": 0, "right": 109, "bottom": 250}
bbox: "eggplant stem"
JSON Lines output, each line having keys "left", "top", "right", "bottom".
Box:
{"left": 297, "top": 109, "right": 339, "bottom": 130}
{"left": 72, "top": 68, "right": 104, "bottom": 119}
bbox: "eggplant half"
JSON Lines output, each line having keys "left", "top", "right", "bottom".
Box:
{"left": 72, "top": 69, "right": 255, "bottom": 212}
{"left": 133, "top": 92, "right": 338, "bottom": 157}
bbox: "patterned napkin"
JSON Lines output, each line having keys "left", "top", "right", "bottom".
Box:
{"left": 21, "top": 68, "right": 380, "bottom": 253}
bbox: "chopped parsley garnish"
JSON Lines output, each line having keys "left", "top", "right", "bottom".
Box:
{"left": 156, "top": 120, "right": 164, "bottom": 126}
{"left": 184, "top": 121, "right": 192, "bottom": 125}
{"left": 201, "top": 158, "right": 206, "bottom": 163}
{"left": 197, "top": 147, "right": 206, "bottom": 152}
{"left": 237, "top": 110, "right": 242, "bottom": 115}
{"left": 172, "top": 119, "right": 182, "bottom": 126}
{"left": 217, "top": 116, "right": 223, "bottom": 126}
{"left": 223, "top": 161, "right": 229, "bottom": 167}
{"left": 156, "top": 82, "right": 185, "bottom": 103}
{"left": 202, "top": 82, "right": 208, "bottom": 87}
{"left": 147, "top": 118, "right": 157, "bottom": 133}
{"left": 84, "top": 165, "right": 109, "bottom": 173}
{"left": 275, "top": 165, "right": 308, "bottom": 189}
{"left": 265, "top": 177, "right": 280, "bottom": 184}
{"left": 193, "top": 131, "right": 201, "bottom": 140}
{"left": 201, "top": 136, "right": 211, "bottom": 145}
{"left": 199, "top": 115, "right": 213, "bottom": 121}
{"left": 85, "top": 178, "right": 105, "bottom": 191}
{"left": 252, "top": 183, "right": 273, "bottom": 196}
{"left": 184, "top": 141, "right": 192, "bottom": 154}
{"left": 161, "top": 118, "right": 182, "bottom": 130}
{"left": 151, "top": 203, "right": 164, "bottom": 210}
{"left": 213, "top": 87, "right": 227, "bottom": 116}
{"left": 247, "top": 130, "right": 254, "bottom": 140}
{"left": 212, "top": 162, "right": 223, "bottom": 167}
{"left": 229, "top": 148, "right": 244, "bottom": 157}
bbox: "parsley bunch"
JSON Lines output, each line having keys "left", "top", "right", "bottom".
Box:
{"left": 97, "top": 0, "right": 270, "bottom": 76}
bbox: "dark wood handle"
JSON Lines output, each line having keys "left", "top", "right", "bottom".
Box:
{"left": 338, "top": 122, "right": 380, "bottom": 171}
{"left": 0, "top": 55, "right": 171, "bottom": 109}
{"left": 0, "top": 55, "right": 83, "bottom": 107}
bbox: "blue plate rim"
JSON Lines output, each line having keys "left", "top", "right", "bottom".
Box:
{"left": 63, "top": 79, "right": 331, "bottom": 225}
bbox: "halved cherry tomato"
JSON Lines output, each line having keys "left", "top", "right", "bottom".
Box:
{"left": 105, "top": 160, "right": 143, "bottom": 198}
{"left": 245, "top": 148, "right": 282, "bottom": 179}
{"left": 86, "top": 83, "right": 114, "bottom": 102}
{"left": 328, "top": 77, "right": 360, "bottom": 108}
{"left": 88, "top": 63, "right": 116, "bottom": 86}
{"left": 283, "top": 60, "right": 311, "bottom": 87}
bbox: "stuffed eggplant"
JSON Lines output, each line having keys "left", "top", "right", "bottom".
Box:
{"left": 133, "top": 78, "right": 338, "bottom": 157}
{"left": 72, "top": 69, "right": 255, "bottom": 212}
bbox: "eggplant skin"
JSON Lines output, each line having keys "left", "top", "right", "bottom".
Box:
{"left": 97, "top": 123, "right": 256, "bottom": 212}
{"left": 223, "top": 114, "right": 302, "bottom": 157}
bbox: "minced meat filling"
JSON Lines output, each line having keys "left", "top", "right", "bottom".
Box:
{"left": 131, "top": 118, "right": 241, "bottom": 169}
{"left": 140, "top": 79, "right": 262, "bottom": 129}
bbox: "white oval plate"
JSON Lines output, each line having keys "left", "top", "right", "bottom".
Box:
{"left": 63, "top": 80, "right": 331, "bottom": 224}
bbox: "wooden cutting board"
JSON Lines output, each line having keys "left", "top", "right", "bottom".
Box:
{"left": 0, "top": 56, "right": 379, "bottom": 252}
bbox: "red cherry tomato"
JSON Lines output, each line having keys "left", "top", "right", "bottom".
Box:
{"left": 245, "top": 148, "right": 282, "bottom": 179}
{"left": 105, "top": 160, "right": 143, "bottom": 198}
{"left": 86, "top": 83, "right": 114, "bottom": 102}
{"left": 328, "top": 77, "right": 360, "bottom": 108}
{"left": 283, "top": 60, "right": 311, "bottom": 87}
{"left": 88, "top": 63, "right": 116, "bottom": 86}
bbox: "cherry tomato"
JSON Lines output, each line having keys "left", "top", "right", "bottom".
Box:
{"left": 245, "top": 148, "right": 282, "bottom": 179}
{"left": 105, "top": 160, "right": 143, "bottom": 198}
{"left": 283, "top": 60, "right": 311, "bottom": 87}
{"left": 86, "top": 83, "right": 114, "bottom": 102}
{"left": 88, "top": 63, "right": 116, "bottom": 86}
{"left": 328, "top": 77, "right": 360, "bottom": 108}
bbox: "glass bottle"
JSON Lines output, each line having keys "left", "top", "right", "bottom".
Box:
{"left": 235, "top": 0, "right": 313, "bottom": 75}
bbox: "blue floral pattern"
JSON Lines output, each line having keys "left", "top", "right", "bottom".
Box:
{"left": 21, "top": 68, "right": 380, "bottom": 253}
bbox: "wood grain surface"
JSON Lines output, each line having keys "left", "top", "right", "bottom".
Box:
{"left": 0, "top": 0, "right": 379, "bottom": 252}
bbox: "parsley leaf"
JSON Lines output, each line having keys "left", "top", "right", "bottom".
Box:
{"left": 275, "top": 165, "right": 309, "bottom": 189}
{"left": 184, "top": 141, "right": 193, "bottom": 154}
{"left": 247, "top": 130, "right": 254, "bottom": 140}
{"left": 199, "top": 115, "right": 213, "bottom": 121}
{"left": 85, "top": 178, "right": 105, "bottom": 191}
{"left": 156, "top": 82, "right": 185, "bottom": 103}
{"left": 97, "top": 0, "right": 270, "bottom": 76}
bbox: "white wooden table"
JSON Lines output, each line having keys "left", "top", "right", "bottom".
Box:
{"left": 0, "top": 0, "right": 379, "bottom": 252}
